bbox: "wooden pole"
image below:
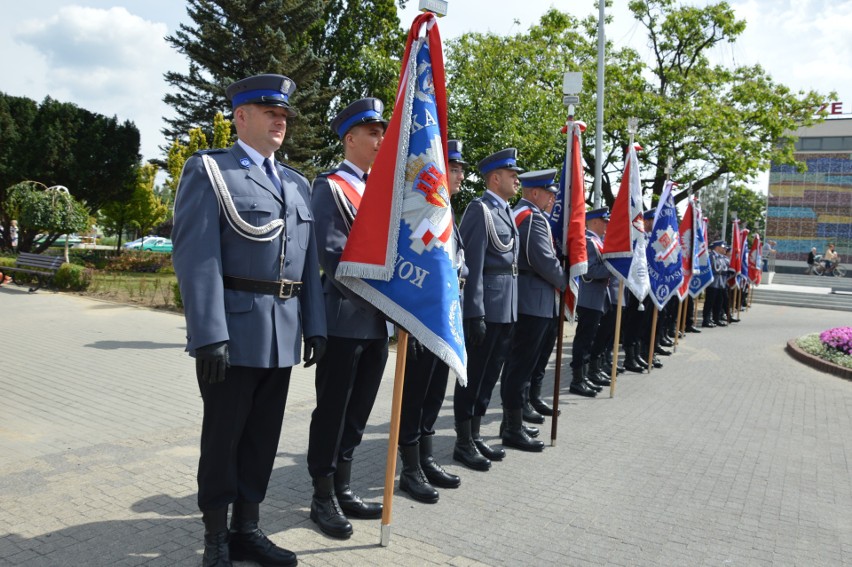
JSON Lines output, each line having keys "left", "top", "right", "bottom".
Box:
{"left": 609, "top": 280, "right": 625, "bottom": 397}
{"left": 647, "top": 307, "right": 659, "bottom": 374}
{"left": 672, "top": 299, "right": 684, "bottom": 353}
{"left": 379, "top": 330, "right": 408, "bottom": 547}
{"left": 550, "top": 293, "right": 567, "bottom": 446}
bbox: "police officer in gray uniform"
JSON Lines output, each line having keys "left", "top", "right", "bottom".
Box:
{"left": 453, "top": 148, "right": 521, "bottom": 471}
{"left": 173, "top": 73, "right": 326, "bottom": 567}
{"left": 703, "top": 240, "right": 731, "bottom": 327}
{"left": 397, "top": 139, "right": 468, "bottom": 503}
{"left": 570, "top": 207, "right": 613, "bottom": 397}
{"left": 307, "top": 98, "right": 389, "bottom": 539}
{"left": 499, "top": 169, "right": 566, "bottom": 452}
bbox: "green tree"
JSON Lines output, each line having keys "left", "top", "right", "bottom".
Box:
{"left": 164, "top": 114, "right": 232, "bottom": 206}
{"left": 7, "top": 182, "right": 89, "bottom": 254}
{"left": 163, "top": 0, "right": 328, "bottom": 175}
{"left": 0, "top": 93, "right": 140, "bottom": 237}
{"left": 699, "top": 181, "right": 765, "bottom": 244}
{"left": 100, "top": 164, "right": 169, "bottom": 248}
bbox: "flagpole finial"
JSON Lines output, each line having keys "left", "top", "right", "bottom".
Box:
{"left": 627, "top": 117, "right": 638, "bottom": 135}
{"left": 418, "top": 0, "right": 448, "bottom": 16}
{"left": 562, "top": 72, "right": 582, "bottom": 119}
{"left": 665, "top": 157, "right": 673, "bottom": 178}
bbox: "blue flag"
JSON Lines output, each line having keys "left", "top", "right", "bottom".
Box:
{"left": 646, "top": 180, "right": 683, "bottom": 310}
{"left": 335, "top": 15, "right": 467, "bottom": 384}
{"left": 689, "top": 202, "right": 713, "bottom": 297}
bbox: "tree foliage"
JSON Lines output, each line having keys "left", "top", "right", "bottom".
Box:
{"left": 699, "top": 180, "right": 765, "bottom": 244}
{"left": 164, "top": 112, "right": 232, "bottom": 207}
{"left": 0, "top": 92, "right": 140, "bottom": 245}
{"left": 100, "top": 164, "right": 169, "bottom": 248}
{"left": 6, "top": 182, "right": 89, "bottom": 253}
{"left": 163, "top": 1, "right": 405, "bottom": 177}
{"left": 445, "top": 2, "right": 830, "bottom": 213}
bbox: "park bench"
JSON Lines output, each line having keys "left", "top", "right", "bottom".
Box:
{"left": 1, "top": 252, "right": 64, "bottom": 292}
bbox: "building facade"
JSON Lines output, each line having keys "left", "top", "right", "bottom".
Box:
{"left": 766, "top": 116, "right": 852, "bottom": 263}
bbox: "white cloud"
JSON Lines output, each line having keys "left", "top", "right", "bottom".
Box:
{"left": 7, "top": 5, "right": 185, "bottom": 162}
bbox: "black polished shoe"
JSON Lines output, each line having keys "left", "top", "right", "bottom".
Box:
{"left": 501, "top": 409, "right": 544, "bottom": 452}
{"left": 655, "top": 346, "right": 672, "bottom": 356}
{"left": 652, "top": 355, "right": 663, "bottom": 369}
{"left": 585, "top": 378, "right": 603, "bottom": 392}
{"left": 471, "top": 416, "right": 505, "bottom": 461}
{"left": 702, "top": 321, "right": 716, "bottom": 328}
{"left": 453, "top": 420, "right": 491, "bottom": 471}
{"left": 715, "top": 320, "right": 727, "bottom": 327}
{"left": 686, "top": 325, "right": 702, "bottom": 333}
{"left": 229, "top": 528, "right": 297, "bottom": 567}
{"left": 522, "top": 400, "right": 545, "bottom": 424}
{"left": 569, "top": 380, "right": 598, "bottom": 397}
{"left": 335, "top": 461, "right": 382, "bottom": 519}
{"left": 311, "top": 477, "right": 353, "bottom": 539}
{"left": 529, "top": 383, "right": 557, "bottom": 416}
{"left": 659, "top": 336, "right": 674, "bottom": 347}
{"left": 524, "top": 424, "right": 540, "bottom": 438}
{"left": 203, "top": 531, "right": 232, "bottom": 567}
{"left": 420, "top": 436, "right": 460, "bottom": 488}
{"left": 398, "top": 444, "right": 439, "bottom": 504}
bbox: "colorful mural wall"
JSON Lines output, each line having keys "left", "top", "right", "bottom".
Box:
{"left": 766, "top": 153, "right": 852, "bottom": 261}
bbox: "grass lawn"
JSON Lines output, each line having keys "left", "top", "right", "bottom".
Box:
{"left": 83, "top": 271, "right": 180, "bottom": 311}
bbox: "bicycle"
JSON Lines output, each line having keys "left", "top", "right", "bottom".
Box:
{"left": 812, "top": 256, "right": 847, "bottom": 277}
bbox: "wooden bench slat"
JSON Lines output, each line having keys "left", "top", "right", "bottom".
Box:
{"left": 2, "top": 252, "right": 64, "bottom": 292}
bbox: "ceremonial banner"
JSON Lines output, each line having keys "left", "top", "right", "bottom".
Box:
{"left": 729, "top": 219, "right": 742, "bottom": 276}
{"left": 335, "top": 14, "right": 466, "bottom": 384}
{"left": 677, "top": 198, "right": 695, "bottom": 300}
{"left": 601, "top": 143, "right": 650, "bottom": 300}
{"left": 689, "top": 204, "right": 713, "bottom": 297}
{"left": 739, "top": 229, "right": 750, "bottom": 287}
{"left": 748, "top": 234, "right": 763, "bottom": 285}
{"left": 646, "top": 180, "right": 684, "bottom": 310}
{"left": 549, "top": 122, "right": 589, "bottom": 318}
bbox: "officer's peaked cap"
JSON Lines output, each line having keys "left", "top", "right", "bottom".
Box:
{"left": 331, "top": 98, "right": 388, "bottom": 139}
{"left": 226, "top": 74, "right": 297, "bottom": 116}
{"left": 709, "top": 240, "right": 727, "bottom": 249}
{"left": 478, "top": 148, "right": 523, "bottom": 175}
{"left": 586, "top": 207, "right": 610, "bottom": 221}
{"left": 448, "top": 140, "right": 467, "bottom": 166}
{"left": 519, "top": 169, "right": 558, "bottom": 193}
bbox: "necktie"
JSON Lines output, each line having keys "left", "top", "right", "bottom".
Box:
{"left": 263, "top": 158, "right": 282, "bottom": 194}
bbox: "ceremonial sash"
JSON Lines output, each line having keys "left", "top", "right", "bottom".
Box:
{"left": 328, "top": 173, "right": 362, "bottom": 211}
{"left": 513, "top": 206, "right": 532, "bottom": 228}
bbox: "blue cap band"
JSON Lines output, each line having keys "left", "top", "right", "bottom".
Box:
{"left": 480, "top": 157, "right": 516, "bottom": 175}
{"left": 337, "top": 109, "right": 383, "bottom": 138}
{"left": 231, "top": 89, "right": 290, "bottom": 109}
{"left": 449, "top": 150, "right": 463, "bottom": 161}
{"left": 521, "top": 178, "right": 555, "bottom": 188}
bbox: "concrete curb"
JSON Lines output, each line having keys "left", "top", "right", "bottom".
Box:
{"left": 786, "top": 338, "right": 852, "bottom": 381}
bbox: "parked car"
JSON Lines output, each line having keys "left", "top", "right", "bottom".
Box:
{"left": 124, "top": 236, "right": 173, "bottom": 253}
{"left": 34, "top": 234, "right": 83, "bottom": 246}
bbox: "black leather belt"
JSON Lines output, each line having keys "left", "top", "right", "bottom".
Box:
{"left": 483, "top": 264, "right": 518, "bottom": 276}
{"left": 223, "top": 275, "right": 303, "bottom": 299}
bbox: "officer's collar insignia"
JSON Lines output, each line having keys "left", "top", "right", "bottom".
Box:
{"left": 239, "top": 157, "right": 251, "bottom": 168}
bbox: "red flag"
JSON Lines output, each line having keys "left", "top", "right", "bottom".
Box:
{"left": 677, "top": 200, "right": 695, "bottom": 299}
{"left": 729, "top": 219, "right": 742, "bottom": 273}
{"left": 563, "top": 123, "right": 589, "bottom": 317}
{"left": 748, "top": 234, "right": 762, "bottom": 285}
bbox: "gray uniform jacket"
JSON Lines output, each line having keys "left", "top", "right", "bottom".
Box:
{"left": 310, "top": 163, "right": 389, "bottom": 339}
{"left": 710, "top": 251, "right": 733, "bottom": 288}
{"left": 172, "top": 144, "right": 326, "bottom": 368}
{"left": 514, "top": 199, "right": 567, "bottom": 318}
{"left": 459, "top": 192, "right": 519, "bottom": 324}
{"left": 577, "top": 230, "right": 612, "bottom": 313}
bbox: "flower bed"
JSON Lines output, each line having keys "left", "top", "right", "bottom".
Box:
{"left": 795, "top": 328, "right": 852, "bottom": 371}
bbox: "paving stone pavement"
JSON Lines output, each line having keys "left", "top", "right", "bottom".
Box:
{"left": 1, "top": 286, "right": 851, "bottom": 566}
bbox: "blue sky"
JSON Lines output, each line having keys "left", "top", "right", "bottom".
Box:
{"left": 2, "top": 0, "right": 850, "bottom": 175}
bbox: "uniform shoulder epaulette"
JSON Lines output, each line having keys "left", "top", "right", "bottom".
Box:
{"left": 314, "top": 169, "right": 335, "bottom": 179}
{"left": 280, "top": 162, "right": 308, "bottom": 180}
{"left": 195, "top": 148, "right": 228, "bottom": 156}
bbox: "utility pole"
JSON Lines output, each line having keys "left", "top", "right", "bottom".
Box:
{"left": 593, "top": 0, "right": 605, "bottom": 208}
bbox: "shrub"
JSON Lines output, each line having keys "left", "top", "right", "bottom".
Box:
{"left": 172, "top": 281, "right": 183, "bottom": 309}
{"left": 798, "top": 332, "right": 852, "bottom": 370}
{"left": 105, "top": 250, "right": 171, "bottom": 273}
{"left": 54, "top": 263, "right": 93, "bottom": 291}
{"left": 0, "top": 256, "right": 15, "bottom": 269}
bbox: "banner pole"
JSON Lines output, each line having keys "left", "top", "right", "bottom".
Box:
{"left": 673, "top": 299, "right": 684, "bottom": 353}
{"left": 609, "top": 280, "right": 625, "bottom": 397}
{"left": 550, "top": 293, "right": 567, "bottom": 446}
{"left": 647, "top": 307, "right": 659, "bottom": 374}
{"left": 379, "top": 330, "right": 409, "bottom": 547}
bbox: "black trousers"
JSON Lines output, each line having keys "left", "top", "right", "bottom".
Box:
{"left": 621, "top": 294, "right": 644, "bottom": 347}
{"left": 399, "top": 345, "right": 450, "bottom": 446}
{"left": 197, "top": 365, "right": 292, "bottom": 511}
{"left": 702, "top": 288, "right": 717, "bottom": 324}
{"left": 685, "top": 295, "right": 696, "bottom": 327}
{"left": 307, "top": 335, "right": 388, "bottom": 479}
{"left": 590, "top": 305, "right": 617, "bottom": 359}
{"left": 500, "top": 314, "right": 552, "bottom": 410}
{"left": 454, "top": 322, "right": 513, "bottom": 421}
{"left": 571, "top": 306, "right": 603, "bottom": 370}
{"left": 530, "top": 316, "right": 558, "bottom": 389}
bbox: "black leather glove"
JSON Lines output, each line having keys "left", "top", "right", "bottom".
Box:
{"left": 303, "top": 336, "right": 327, "bottom": 367}
{"left": 196, "top": 341, "right": 229, "bottom": 384}
{"left": 408, "top": 337, "right": 425, "bottom": 361}
{"left": 464, "top": 316, "right": 487, "bottom": 347}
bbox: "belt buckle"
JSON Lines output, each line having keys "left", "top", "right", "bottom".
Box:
{"left": 512, "top": 264, "right": 518, "bottom": 276}
{"left": 279, "top": 279, "right": 296, "bottom": 299}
